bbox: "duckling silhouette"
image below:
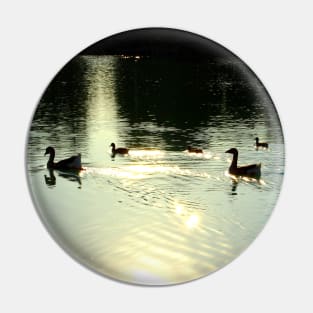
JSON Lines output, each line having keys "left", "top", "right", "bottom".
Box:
{"left": 225, "top": 148, "right": 261, "bottom": 179}
{"left": 44, "top": 146, "right": 82, "bottom": 170}
{"left": 255, "top": 137, "right": 268, "bottom": 149}
{"left": 110, "top": 143, "right": 129, "bottom": 156}
{"left": 187, "top": 146, "right": 203, "bottom": 153}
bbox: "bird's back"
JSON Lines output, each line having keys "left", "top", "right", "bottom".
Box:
{"left": 56, "top": 154, "right": 82, "bottom": 170}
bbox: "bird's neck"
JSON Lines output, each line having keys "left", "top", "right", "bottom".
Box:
{"left": 47, "top": 151, "right": 55, "bottom": 167}
{"left": 230, "top": 153, "right": 238, "bottom": 169}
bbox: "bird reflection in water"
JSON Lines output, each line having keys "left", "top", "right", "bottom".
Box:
{"left": 231, "top": 179, "right": 239, "bottom": 195}
{"left": 44, "top": 168, "right": 82, "bottom": 188}
{"left": 225, "top": 171, "right": 265, "bottom": 195}
{"left": 44, "top": 168, "right": 56, "bottom": 187}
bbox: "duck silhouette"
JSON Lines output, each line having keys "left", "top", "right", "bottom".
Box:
{"left": 255, "top": 137, "right": 268, "bottom": 149}
{"left": 187, "top": 146, "right": 203, "bottom": 153}
{"left": 44, "top": 146, "right": 82, "bottom": 170}
{"left": 225, "top": 148, "right": 261, "bottom": 179}
{"left": 110, "top": 143, "right": 129, "bottom": 156}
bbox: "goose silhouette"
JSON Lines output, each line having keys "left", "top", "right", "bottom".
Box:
{"left": 44, "top": 146, "right": 82, "bottom": 170}
{"left": 255, "top": 137, "right": 268, "bottom": 149}
{"left": 225, "top": 148, "right": 261, "bottom": 179}
{"left": 110, "top": 143, "right": 129, "bottom": 155}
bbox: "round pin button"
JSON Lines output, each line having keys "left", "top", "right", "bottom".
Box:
{"left": 26, "top": 27, "right": 284, "bottom": 285}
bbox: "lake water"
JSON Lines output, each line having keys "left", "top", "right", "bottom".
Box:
{"left": 26, "top": 55, "right": 284, "bottom": 285}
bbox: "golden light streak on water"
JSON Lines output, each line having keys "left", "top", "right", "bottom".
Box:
{"left": 224, "top": 171, "right": 238, "bottom": 181}
{"left": 128, "top": 149, "right": 165, "bottom": 158}
{"left": 87, "top": 163, "right": 195, "bottom": 180}
{"left": 242, "top": 176, "right": 251, "bottom": 182}
{"left": 184, "top": 149, "right": 213, "bottom": 160}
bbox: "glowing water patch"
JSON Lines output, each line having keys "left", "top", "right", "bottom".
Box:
{"left": 128, "top": 149, "right": 165, "bottom": 158}
{"left": 175, "top": 203, "right": 184, "bottom": 215}
{"left": 186, "top": 215, "right": 199, "bottom": 229}
{"left": 87, "top": 163, "right": 189, "bottom": 180}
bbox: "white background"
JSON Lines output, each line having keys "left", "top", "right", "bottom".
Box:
{"left": 1, "top": 1, "right": 312, "bottom": 312}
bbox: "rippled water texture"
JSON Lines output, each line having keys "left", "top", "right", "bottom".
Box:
{"left": 27, "top": 54, "right": 284, "bottom": 285}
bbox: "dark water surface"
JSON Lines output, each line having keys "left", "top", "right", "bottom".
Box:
{"left": 27, "top": 55, "right": 284, "bottom": 285}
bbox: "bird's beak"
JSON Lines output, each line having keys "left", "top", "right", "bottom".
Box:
{"left": 44, "top": 151, "right": 47, "bottom": 156}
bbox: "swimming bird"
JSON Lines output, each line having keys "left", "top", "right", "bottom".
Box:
{"left": 110, "top": 143, "right": 129, "bottom": 155}
{"left": 187, "top": 146, "right": 203, "bottom": 153}
{"left": 44, "top": 146, "right": 82, "bottom": 170}
{"left": 255, "top": 137, "right": 268, "bottom": 149}
{"left": 225, "top": 148, "right": 261, "bottom": 179}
